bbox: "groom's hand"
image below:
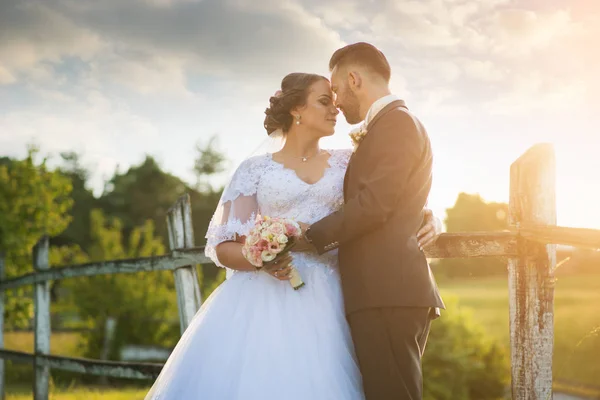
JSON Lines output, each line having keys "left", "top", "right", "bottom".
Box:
{"left": 290, "top": 222, "right": 316, "bottom": 252}
{"left": 417, "top": 209, "right": 442, "bottom": 250}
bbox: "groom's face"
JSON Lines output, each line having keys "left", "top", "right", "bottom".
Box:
{"left": 331, "top": 66, "right": 362, "bottom": 125}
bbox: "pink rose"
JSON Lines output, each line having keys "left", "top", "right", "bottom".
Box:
{"left": 269, "top": 222, "right": 286, "bottom": 236}
{"left": 250, "top": 248, "right": 263, "bottom": 266}
{"left": 258, "top": 239, "right": 269, "bottom": 250}
{"left": 285, "top": 222, "right": 301, "bottom": 237}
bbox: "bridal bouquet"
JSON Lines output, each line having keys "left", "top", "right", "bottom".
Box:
{"left": 241, "top": 216, "right": 305, "bottom": 290}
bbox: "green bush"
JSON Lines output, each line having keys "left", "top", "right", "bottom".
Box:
{"left": 57, "top": 211, "right": 181, "bottom": 366}
{"left": 424, "top": 296, "right": 509, "bottom": 400}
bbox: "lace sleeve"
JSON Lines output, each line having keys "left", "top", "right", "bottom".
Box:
{"left": 328, "top": 148, "right": 352, "bottom": 170}
{"left": 204, "top": 156, "right": 263, "bottom": 268}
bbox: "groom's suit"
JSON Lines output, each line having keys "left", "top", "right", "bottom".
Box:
{"left": 306, "top": 99, "right": 445, "bottom": 399}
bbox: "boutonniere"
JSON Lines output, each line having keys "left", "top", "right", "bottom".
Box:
{"left": 349, "top": 125, "right": 368, "bottom": 152}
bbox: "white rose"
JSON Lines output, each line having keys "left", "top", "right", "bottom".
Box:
{"left": 261, "top": 250, "right": 276, "bottom": 262}
{"left": 246, "top": 233, "right": 260, "bottom": 246}
{"left": 277, "top": 234, "right": 289, "bottom": 244}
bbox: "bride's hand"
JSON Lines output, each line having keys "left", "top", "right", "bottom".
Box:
{"left": 417, "top": 209, "right": 442, "bottom": 250}
{"left": 262, "top": 253, "right": 293, "bottom": 281}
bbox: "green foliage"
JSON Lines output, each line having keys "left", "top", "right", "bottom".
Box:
{"left": 436, "top": 193, "right": 509, "bottom": 278}
{"left": 193, "top": 136, "right": 227, "bottom": 192}
{"left": 97, "top": 156, "right": 188, "bottom": 246}
{"left": 53, "top": 152, "right": 98, "bottom": 250}
{"left": 59, "top": 210, "right": 182, "bottom": 361}
{"left": 424, "top": 296, "right": 509, "bottom": 400}
{"left": 0, "top": 146, "right": 73, "bottom": 327}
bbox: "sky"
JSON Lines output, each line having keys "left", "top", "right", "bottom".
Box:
{"left": 1, "top": 0, "right": 599, "bottom": 229}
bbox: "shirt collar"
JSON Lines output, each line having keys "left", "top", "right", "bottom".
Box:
{"left": 364, "top": 94, "right": 401, "bottom": 126}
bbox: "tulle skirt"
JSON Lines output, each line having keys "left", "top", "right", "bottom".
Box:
{"left": 144, "top": 253, "right": 365, "bottom": 400}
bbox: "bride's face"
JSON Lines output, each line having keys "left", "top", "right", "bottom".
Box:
{"left": 295, "top": 79, "right": 339, "bottom": 138}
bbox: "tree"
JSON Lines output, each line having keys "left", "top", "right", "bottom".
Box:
{"left": 0, "top": 146, "right": 73, "bottom": 327}
{"left": 97, "top": 147, "right": 227, "bottom": 292}
{"left": 98, "top": 156, "right": 188, "bottom": 245}
{"left": 59, "top": 209, "right": 181, "bottom": 361}
{"left": 53, "top": 151, "right": 97, "bottom": 251}
{"left": 193, "top": 135, "right": 227, "bottom": 192}
{"left": 435, "top": 193, "right": 509, "bottom": 278}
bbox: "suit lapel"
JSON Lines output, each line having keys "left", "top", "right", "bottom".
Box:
{"left": 367, "top": 99, "right": 407, "bottom": 131}
{"left": 343, "top": 99, "right": 408, "bottom": 199}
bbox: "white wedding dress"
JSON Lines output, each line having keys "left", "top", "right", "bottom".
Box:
{"left": 144, "top": 149, "right": 365, "bottom": 400}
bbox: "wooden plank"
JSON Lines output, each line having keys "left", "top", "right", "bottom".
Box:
{"left": 38, "top": 354, "right": 163, "bottom": 380}
{"left": 0, "top": 350, "right": 162, "bottom": 380}
{"left": 424, "top": 232, "right": 518, "bottom": 258}
{"left": 167, "top": 195, "right": 202, "bottom": 334}
{"left": 0, "top": 349, "right": 35, "bottom": 364}
{"left": 120, "top": 345, "right": 171, "bottom": 362}
{"left": 0, "top": 252, "right": 5, "bottom": 400}
{"left": 1, "top": 229, "right": 522, "bottom": 293}
{"left": 508, "top": 143, "right": 556, "bottom": 400}
{"left": 0, "top": 248, "right": 213, "bottom": 291}
{"left": 520, "top": 224, "right": 600, "bottom": 250}
{"left": 33, "top": 237, "right": 51, "bottom": 400}
{"left": 99, "top": 317, "right": 117, "bottom": 385}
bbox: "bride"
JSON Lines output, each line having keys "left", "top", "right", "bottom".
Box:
{"left": 144, "top": 72, "right": 440, "bottom": 400}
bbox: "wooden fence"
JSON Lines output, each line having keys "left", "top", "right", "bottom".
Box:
{"left": 1, "top": 143, "right": 599, "bottom": 400}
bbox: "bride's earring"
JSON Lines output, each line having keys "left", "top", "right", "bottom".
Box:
{"left": 295, "top": 115, "right": 301, "bottom": 125}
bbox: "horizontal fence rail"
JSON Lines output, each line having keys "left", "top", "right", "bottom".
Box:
{"left": 0, "top": 248, "right": 212, "bottom": 291}
{"left": 519, "top": 224, "right": 600, "bottom": 250}
{"left": 0, "top": 349, "right": 162, "bottom": 380}
{"left": 2, "top": 224, "right": 595, "bottom": 292}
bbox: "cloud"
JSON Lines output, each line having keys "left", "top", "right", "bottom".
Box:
{"left": 483, "top": 9, "right": 576, "bottom": 57}
{"left": 53, "top": 0, "right": 343, "bottom": 80}
{"left": 0, "top": 2, "right": 104, "bottom": 79}
{"left": 0, "top": 0, "right": 344, "bottom": 95}
{"left": 0, "top": 64, "right": 16, "bottom": 85}
{"left": 461, "top": 59, "right": 505, "bottom": 83}
{"left": 1, "top": 0, "right": 599, "bottom": 205}
{"left": 482, "top": 71, "right": 587, "bottom": 115}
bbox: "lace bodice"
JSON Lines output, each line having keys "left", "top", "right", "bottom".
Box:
{"left": 205, "top": 149, "right": 351, "bottom": 269}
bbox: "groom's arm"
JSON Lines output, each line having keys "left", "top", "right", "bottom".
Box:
{"left": 306, "top": 110, "right": 428, "bottom": 254}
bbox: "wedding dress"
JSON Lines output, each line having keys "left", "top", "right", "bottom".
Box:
{"left": 144, "top": 149, "right": 364, "bottom": 400}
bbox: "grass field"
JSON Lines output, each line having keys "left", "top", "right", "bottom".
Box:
{"left": 4, "top": 273, "right": 600, "bottom": 399}
{"left": 438, "top": 272, "right": 600, "bottom": 391}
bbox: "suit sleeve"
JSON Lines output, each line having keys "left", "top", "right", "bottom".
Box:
{"left": 306, "top": 110, "right": 425, "bottom": 254}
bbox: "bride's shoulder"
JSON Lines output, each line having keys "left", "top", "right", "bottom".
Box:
{"left": 229, "top": 154, "right": 270, "bottom": 183}
{"left": 235, "top": 154, "right": 270, "bottom": 171}
{"left": 327, "top": 148, "right": 353, "bottom": 167}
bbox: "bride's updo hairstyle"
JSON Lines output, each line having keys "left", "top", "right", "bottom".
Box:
{"left": 263, "top": 73, "right": 328, "bottom": 135}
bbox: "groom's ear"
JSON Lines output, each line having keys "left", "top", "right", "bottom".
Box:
{"left": 348, "top": 71, "right": 362, "bottom": 90}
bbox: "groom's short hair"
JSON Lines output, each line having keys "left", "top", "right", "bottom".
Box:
{"left": 329, "top": 42, "right": 391, "bottom": 83}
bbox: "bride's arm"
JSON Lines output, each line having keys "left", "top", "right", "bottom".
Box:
{"left": 215, "top": 240, "right": 257, "bottom": 271}
{"left": 215, "top": 240, "right": 293, "bottom": 280}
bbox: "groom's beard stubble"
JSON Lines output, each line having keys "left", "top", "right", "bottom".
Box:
{"left": 340, "top": 92, "right": 362, "bottom": 125}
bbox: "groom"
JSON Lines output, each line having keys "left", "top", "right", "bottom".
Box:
{"left": 298, "top": 42, "right": 445, "bottom": 399}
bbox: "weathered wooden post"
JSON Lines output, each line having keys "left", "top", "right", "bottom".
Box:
{"left": 167, "top": 194, "right": 202, "bottom": 334}
{"left": 99, "top": 316, "right": 117, "bottom": 385}
{"left": 33, "top": 237, "right": 51, "bottom": 400}
{"left": 0, "top": 252, "right": 5, "bottom": 400}
{"left": 508, "top": 143, "right": 557, "bottom": 399}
